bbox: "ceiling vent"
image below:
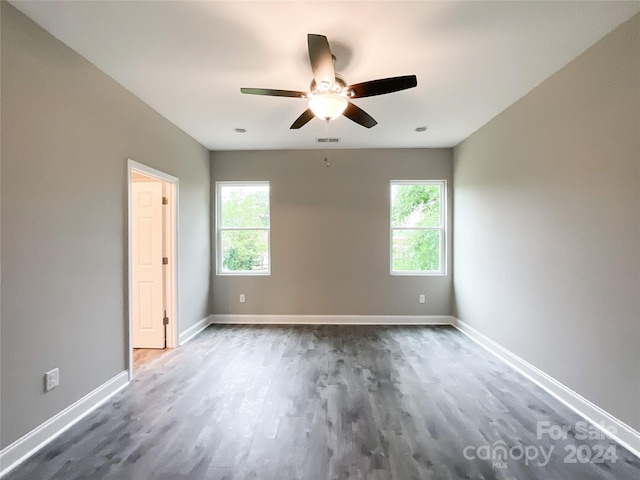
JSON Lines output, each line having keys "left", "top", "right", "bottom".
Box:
{"left": 317, "top": 138, "right": 340, "bottom": 143}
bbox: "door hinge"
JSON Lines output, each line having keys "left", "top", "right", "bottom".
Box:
{"left": 162, "top": 313, "right": 168, "bottom": 348}
{"left": 162, "top": 257, "right": 169, "bottom": 265}
{"left": 162, "top": 196, "right": 168, "bottom": 205}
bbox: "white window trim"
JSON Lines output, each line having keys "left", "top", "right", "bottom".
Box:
{"left": 216, "top": 181, "right": 271, "bottom": 276}
{"left": 390, "top": 180, "right": 447, "bottom": 276}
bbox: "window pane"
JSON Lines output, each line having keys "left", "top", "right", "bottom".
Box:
{"left": 220, "top": 230, "right": 269, "bottom": 272}
{"left": 392, "top": 229, "right": 440, "bottom": 272}
{"left": 391, "top": 184, "right": 441, "bottom": 228}
{"left": 220, "top": 185, "right": 269, "bottom": 228}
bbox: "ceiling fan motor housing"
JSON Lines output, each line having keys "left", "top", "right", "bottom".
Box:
{"left": 310, "top": 74, "right": 347, "bottom": 95}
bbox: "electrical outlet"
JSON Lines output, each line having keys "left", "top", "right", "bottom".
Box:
{"left": 419, "top": 294, "right": 426, "bottom": 304}
{"left": 45, "top": 368, "right": 59, "bottom": 392}
{"left": 239, "top": 294, "right": 245, "bottom": 303}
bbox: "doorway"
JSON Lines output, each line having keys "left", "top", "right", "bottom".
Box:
{"left": 127, "top": 159, "right": 179, "bottom": 379}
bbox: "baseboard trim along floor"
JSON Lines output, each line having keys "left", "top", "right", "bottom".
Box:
{"left": 454, "top": 318, "right": 640, "bottom": 458}
{"left": 0, "top": 371, "right": 129, "bottom": 478}
{"left": 178, "top": 315, "right": 213, "bottom": 346}
{"left": 210, "top": 314, "right": 455, "bottom": 325}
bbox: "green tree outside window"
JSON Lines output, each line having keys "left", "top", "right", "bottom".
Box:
{"left": 218, "top": 183, "right": 270, "bottom": 273}
{"left": 391, "top": 182, "right": 444, "bottom": 273}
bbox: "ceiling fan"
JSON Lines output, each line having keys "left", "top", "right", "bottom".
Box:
{"left": 241, "top": 34, "right": 417, "bottom": 129}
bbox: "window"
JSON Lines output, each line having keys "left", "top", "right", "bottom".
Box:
{"left": 216, "top": 182, "right": 270, "bottom": 275}
{"left": 390, "top": 180, "right": 446, "bottom": 275}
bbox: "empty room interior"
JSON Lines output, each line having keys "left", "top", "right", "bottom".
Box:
{"left": 1, "top": 1, "right": 639, "bottom": 479}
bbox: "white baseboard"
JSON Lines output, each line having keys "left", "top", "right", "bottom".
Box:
{"left": 0, "top": 371, "right": 129, "bottom": 478}
{"left": 454, "top": 318, "right": 640, "bottom": 458}
{"left": 179, "top": 315, "right": 213, "bottom": 345}
{"left": 210, "top": 314, "right": 455, "bottom": 325}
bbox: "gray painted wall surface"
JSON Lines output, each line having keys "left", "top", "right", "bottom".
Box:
{"left": 453, "top": 14, "right": 640, "bottom": 430}
{"left": 1, "top": 3, "right": 210, "bottom": 447}
{"left": 211, "top": 149, "right": 452, "bottom": 316}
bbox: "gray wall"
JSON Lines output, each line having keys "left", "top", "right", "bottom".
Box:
{"left": 211, "top": 149, "right": 452, "bottom": 316}
{"left": 453, "top": 14, "right": 639, "bottom": 430}
{"left": 0, "top": 3, "right": 210, "bottom": 447}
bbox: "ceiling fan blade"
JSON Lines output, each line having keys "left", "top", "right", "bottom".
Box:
{"left": 347, "top": 75, "right": 417, "bottom": 98}
{"left": 290, "top": 109, "right": 315, "bottom": 129}
{"left": 241, "top": 88, "right": 307, "bottom": 98}
{"left": 307, "top": 34, "right": 335, "bottom": 89}
{"left": 343, "top": 102, "right": 377, "bottom": 128}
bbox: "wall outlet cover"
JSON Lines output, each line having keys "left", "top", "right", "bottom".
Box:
{"left": 45, "top": 368, "right": 59, "bottom": 392}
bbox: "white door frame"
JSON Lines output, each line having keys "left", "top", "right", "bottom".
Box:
{"left": 127, "top": 159, "right": 179, "bottom": 380}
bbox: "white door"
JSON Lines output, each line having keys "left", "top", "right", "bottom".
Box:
{"left": 132, "top": 181, "right": 165, "bottom": 348}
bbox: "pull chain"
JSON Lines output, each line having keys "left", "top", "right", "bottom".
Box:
{"left": 324, "top": 120, "right": 330, "bottom": 168}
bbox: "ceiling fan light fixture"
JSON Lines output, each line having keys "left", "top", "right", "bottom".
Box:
{"left": 308, "top": 94, "right": 348, "bottom": 121}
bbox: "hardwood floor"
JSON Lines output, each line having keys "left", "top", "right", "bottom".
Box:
{"left": 6, "top": 325, "right": 639, "bottom": 480}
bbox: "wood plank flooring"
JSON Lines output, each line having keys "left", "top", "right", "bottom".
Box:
{"left": 6, "top": 325, "right": 640, "bottom": 479}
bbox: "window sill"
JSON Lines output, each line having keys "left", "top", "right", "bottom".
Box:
{"left": 216, "top": 271, "right": 271, "bottom": 276}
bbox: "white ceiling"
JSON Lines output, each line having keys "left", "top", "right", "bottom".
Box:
{"left": 11, "top": 1, "right": 640, "bottom": 151}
